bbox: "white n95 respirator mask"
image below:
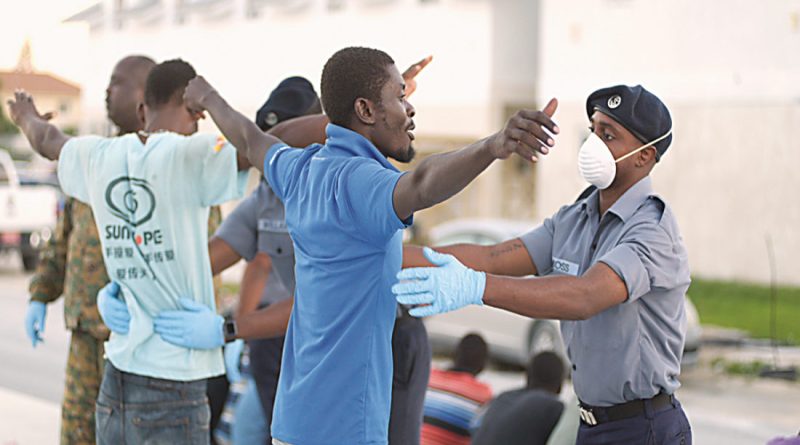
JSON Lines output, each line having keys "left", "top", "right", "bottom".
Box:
{"left": 577, "top": 129, "right": 672, "bottom": 189}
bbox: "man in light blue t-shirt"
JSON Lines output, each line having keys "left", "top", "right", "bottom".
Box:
{"left": 9, "top": 59, "right": 248, "bottom": 444}
{"left": 8, "top": 59, "right": 321, "bottom": 444}
{"left": 181, "top": 46, "right": 559, "bottom": 445}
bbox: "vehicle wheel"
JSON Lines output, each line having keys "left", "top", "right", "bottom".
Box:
{"left": 528, "top": 321, "right": 570, "bottom": 375}
{"left": 20, "top": 234, "right": 39, "bottom": 272}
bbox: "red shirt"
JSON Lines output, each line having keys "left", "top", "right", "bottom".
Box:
{"left": 421, "top": 368, "right": 493, "bottom": 445}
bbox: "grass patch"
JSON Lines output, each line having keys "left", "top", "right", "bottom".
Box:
{"left": 690, "top": 278, "right": 800, "bottom": 345}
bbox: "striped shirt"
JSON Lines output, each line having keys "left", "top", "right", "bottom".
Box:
{"left": 421, "top": 368, "right": 493, "bottom": 445}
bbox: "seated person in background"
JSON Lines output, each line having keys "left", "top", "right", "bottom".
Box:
{"left": 421, "top": 333, "right": 492, "bottom": 445}
{"left": 472, "top": 351, "right": 566, "bottom": 445}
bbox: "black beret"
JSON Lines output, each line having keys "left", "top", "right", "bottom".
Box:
{"left": 255, "top": 76, "right": 320, "bottom": 131}
{"left": 586, "top": 85, "right": 672, "bottom": 160}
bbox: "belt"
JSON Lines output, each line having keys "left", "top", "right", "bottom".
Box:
{"left": 579, "top": 393, "right": 674, "bottom": 426}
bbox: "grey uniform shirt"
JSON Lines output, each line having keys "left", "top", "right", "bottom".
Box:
{"left": 215, "top": 179, "right": 295, "bottom": 305}
{"left": 520, "top": 177, "right": 690, "bottom": 407}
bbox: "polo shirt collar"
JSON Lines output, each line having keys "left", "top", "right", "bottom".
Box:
{"left": 579, "top": 176, "right": 654, "bottom": 222}
{"left": 324, "top": 124, "right": 399, "bottom": 172}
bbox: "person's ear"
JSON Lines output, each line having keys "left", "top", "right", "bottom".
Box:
{"left": 136, "top": 103, "right": 146, "bottom": 126}
{"left": 354, "top": 98, "right": 377, "bottom": 125}
{"left": 636, "top": 146, "right": 657, "bottom": 167}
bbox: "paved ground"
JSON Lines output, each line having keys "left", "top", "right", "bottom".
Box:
{"left": 1, "top": 253, "right": 799, "bottom": 444}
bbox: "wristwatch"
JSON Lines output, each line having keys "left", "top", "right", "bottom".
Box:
{"left": 223, "top": 316, "right": 238, "bottom": 342}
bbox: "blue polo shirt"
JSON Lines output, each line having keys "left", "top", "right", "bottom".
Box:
{"left": 265, "top": 124, "right": 412, "bottom": 445}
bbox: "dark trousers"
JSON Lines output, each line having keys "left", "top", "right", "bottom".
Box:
{"left": 249, "top": 335, "right": 286, "bottom": 444}
{"left": 95, "top": 361, "right": 210, "bottom": 445}
{"left": 207, "top": 375, "right": 230, "bottom": 444}
{"left": 388, "top": 315, "right": 432, "bottom": 445}
{"left": 577, "top": 398, "right": 691, "bottom": 445}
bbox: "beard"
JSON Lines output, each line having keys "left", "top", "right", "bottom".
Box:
{"left": 391, "top": 144, "right": 416, "bottom": 163}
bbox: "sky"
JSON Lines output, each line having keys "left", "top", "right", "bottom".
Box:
{"left": 0, "top": 0, "right": 95, "bottom": 83}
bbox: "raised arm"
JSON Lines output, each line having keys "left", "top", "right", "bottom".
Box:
{"left": 392, "top": 99, "right": 559, "bottom": 221}
{"left": 7, "top": 91, "right": 70, "bottom": 160}
{"left": 184, "top": 77, "right": 283, "bottom": 173}
{"left": 269, "top": 114, "right": 328, "bottom": 149}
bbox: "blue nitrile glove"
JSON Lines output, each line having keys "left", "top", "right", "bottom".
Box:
{"left": 97, "top": 282, "right": 130, "bottom": 334}
{"left": 224, "top": 339, "right": 245, "bottom": 383}
{"left": 153, "top": 298, "right": 224, "bottom": 350}
{"left": 392, "top": 247, "right": 486, "bottom": 317}
{"left": 24, "top": 301, "right": 47, "bottom": 347}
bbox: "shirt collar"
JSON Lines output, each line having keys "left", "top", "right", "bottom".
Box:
{"left": 608, "top": 176, "right": 654, "bottom": 222}
{"left": 323, "top": 123, "right": 399, "bottom": 172}
{"left": 580, "top": 176, "right": 654, "bottom": 222}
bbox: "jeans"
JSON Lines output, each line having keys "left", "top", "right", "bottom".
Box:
{"left": 95, "top": 361, "right": 211, "bottom": 445}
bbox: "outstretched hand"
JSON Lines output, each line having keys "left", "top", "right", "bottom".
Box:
{"left": 392, "top": 247, "right": 486, "bottom": 317}
{"left": 402, "top": 55, "right": 433, "bottom": 99}
{"left": 489, "top": 98, "right": 559, "bottom": 162}
{"left": 7, "top": 90, "right": 45, "bottom": 126}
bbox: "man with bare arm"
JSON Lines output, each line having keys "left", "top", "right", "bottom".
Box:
{"left": 182, "top": 46, "right": 558, "bottom": 445}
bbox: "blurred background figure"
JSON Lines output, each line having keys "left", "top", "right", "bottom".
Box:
{"left": 472, "top": 351, "right": 567, "bottom": 445}
{"left": 420, "top": 333, "right": 492, "bottom": 445}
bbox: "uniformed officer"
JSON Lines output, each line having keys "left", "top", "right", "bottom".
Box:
{"left": 396, "top": 85, "right": 692, "bottom": 445}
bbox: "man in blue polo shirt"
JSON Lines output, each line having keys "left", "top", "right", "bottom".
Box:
{"left": 182, "top": 46, "right": 559, "bottom": 445}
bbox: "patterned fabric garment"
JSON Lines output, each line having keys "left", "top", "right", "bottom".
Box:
{"left": 61, "top": 330, "right": 105, "bottom": 445}
{"left": 30, "top": 199, "right": 111, "bottom": 339}
{"left": 28, "top": 198, "right": 222, "bottom": 444}
{"left": 421, "top": 368, "right": 493, "bottom": 445}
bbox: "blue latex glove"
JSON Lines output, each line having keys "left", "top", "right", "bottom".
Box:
{"left": 24, "top": 301, "right": 47, "bottom": 347}
{"left": 97, "top": 282, "right": 130, "bottom": 334}
{"left": 392, "top": 247, "right": 486, "bottom": 317}
{"left": 224, "top": 339, "right": 245, "bottom": 383}
{"left": 153, "top": 298, "right": 224, "bottom": 350}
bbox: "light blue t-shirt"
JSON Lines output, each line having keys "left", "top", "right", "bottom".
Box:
{"left": 58, "top": 132, "right": 245, "bottom": 381}
{"left": 265, "top": 124, "right": 412, "bottom": 445}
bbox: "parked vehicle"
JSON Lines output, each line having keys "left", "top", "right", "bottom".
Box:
{"left": 423, "top": 218, "right": 702, "bottom": 369}
{"left": 0, "top": 149, "right": 59, "bottom": 271}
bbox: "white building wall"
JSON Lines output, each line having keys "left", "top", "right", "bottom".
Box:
{"left": 534, "top": 0, "right": 800, "bottom": 285}
{"left": 69, "top": 0, "right": 800, "bottom": 285}
{"left": 77, "top": 0, "right": 499, "bottom": 139}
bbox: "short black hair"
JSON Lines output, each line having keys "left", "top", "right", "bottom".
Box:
{"left": 320, "top": 47, "right": 395, "bottom": 127}
{"left": 144, "top": 59, "right": 196, "bottom": 109}
{"left": 453, "top": 333, "right": 489, "bottom": 375}
{"left": 527, "top": 351, "right": 564, "bottom": 392}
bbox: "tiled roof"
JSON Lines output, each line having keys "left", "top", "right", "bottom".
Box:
{"left": 0, "top": 71, "right": 81, "bottom": 96}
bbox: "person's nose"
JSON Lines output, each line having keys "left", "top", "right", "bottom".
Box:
{"left": 406, "top": 100, "right": 415, "bottom": 118}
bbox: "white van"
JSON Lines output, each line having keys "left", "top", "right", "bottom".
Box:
{"left": 0, "top": 149, "right": 59, "bottom": 271}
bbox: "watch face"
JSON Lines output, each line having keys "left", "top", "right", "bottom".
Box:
{"left": 225, "top": 319, "right": 237, "bottom": 336}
